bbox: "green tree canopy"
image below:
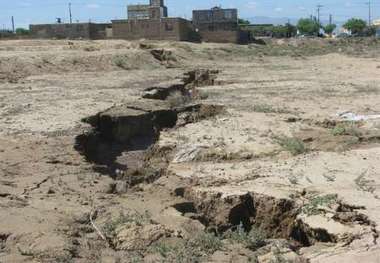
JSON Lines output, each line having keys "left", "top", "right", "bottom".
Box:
{"left": 323, "top": 24, "right": 337, "bottom": 35}
{"left": 297, "top": 18, "right": 320, "bottom": 36}
{"left": 343, "top": 18, "right": 367, "bottom": 35}
{"left": 238, "top": 19, "right": 251, "bottom": 25}
{"left": 15, "top": 28, "right": 30, "bottom": 35}
{"left": 271, "top": 24, "right": 297, "bottom": 38}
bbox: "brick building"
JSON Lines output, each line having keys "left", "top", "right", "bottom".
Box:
{"left": 128, "top": 0, "right": 168, "bottom": 20}
{"left": 112, "top": 18, "right": 197, "bottom": 41}
{"left": 112, "top": 0, "right": 198, "bottom": 42}
{"left": 29, "top": 23, "right": 110, "bottom": 39}
{"left": 193, "top": 7, "right": 250, "bottom": 44}
{"left": 29, "top": 2, "right": 250, "bottom": 43}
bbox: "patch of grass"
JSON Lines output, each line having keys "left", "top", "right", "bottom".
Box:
{"left": 103, "top": 211, "right": 151, "bottom": 238}
{"left": 354, "top": 85, "right": 378, "bottom": 94}
{"left": 331, "top": 122, "right": 362, "bottom": 137}
{"left": 252, "top": 104, "right": 291, "bottom": 114}
{"left": 253, "top": 104, "right": 276, "bottom": 113}
{"left": 269, "top": 246, "right": 288, "bottom": 263}
{"left": 113, "top": 55, "right": 130, "bottom": 70}
{"left": 152, "top": 232, "right": 223, "bottom": 262}
{"left": 71, "top": 58, "right": 79, "bottom": 65}
{"left": 355, "top": 172, "right": 376, "bottom": 193}
{"left": 275, "top": 136, "right": 307, "bottom": 156}
{"left": 192, "top": 232, "right": 223, "bottom": 254}
{"left": 224, "top": 223, "right": 266, "bottom": 250}
{"left": 83, "top": 46, "right": 99, "bottom": 52}
{"left": 302, "top": 194, "right": 337, "bottom": 216}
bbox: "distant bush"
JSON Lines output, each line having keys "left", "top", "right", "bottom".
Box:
{"left": 275, "top": 136, "right": 307, "bottom": 155}
{"left": 323, "top": 24, "right": 337, "bottom": 35}
{"left": 15, "top": 28, "right": 30, "bottom": 35}
{"left": 343, "top": 18, "right": 367, "bottom": 35}
{"left": 297, "top": 18, "right": 320, "bottom": 36}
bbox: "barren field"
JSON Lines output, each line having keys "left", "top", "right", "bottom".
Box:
{"left": 1, "top": 38, "right": 380, "bottom": 263}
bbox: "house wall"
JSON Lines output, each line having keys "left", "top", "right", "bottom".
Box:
{"left": 197, "top": 30, "right": 250, "bottom": 44}
{"left": 193, "top": 8, "right": 238, "bottom": 25}
{"left": 192, "top": 8, "right": 246, "bottom": 44}
{"left": 128, "top": 5, "right": 150, "bottom": 20}
{"left": 112, "top": 18, "right": 196, "bottom": 41}
{"left": 29, "top": 23, "right": 110, "bottom": 39}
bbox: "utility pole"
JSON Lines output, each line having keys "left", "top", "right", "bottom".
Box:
{"left": 316, "top": 4, "right": 323, "bottom": 25}
{"left": 11, "top": 16, "right": 15, "bottom": 33}
{"left": 366, "top": 1, "right": 372, "bottom": 25}
{"left": 329, "top": 14, "right": 332, "bottom": 25}
{"left": 69, "top": 3, "right": 72, "bottom": 24}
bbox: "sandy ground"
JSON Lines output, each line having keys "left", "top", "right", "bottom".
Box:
{"left": 1, "top": 39, "right": 380, "bottom": 263}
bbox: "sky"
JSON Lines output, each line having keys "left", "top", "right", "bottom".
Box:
{"left": 0, "top": 0, "right": 378, "bottom": 29}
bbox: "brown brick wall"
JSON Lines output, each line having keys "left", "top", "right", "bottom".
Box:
{"left": 29, "top": 23, "right": 110, "bottom": 39}
{"left": 112, "top": 18, "right": 196, "bottom": 41}
{"left": 197, "top": 30, "right": 250, "bottom": 44}
{"left": 198, "top": 30, "right": 239, "bottom": 43}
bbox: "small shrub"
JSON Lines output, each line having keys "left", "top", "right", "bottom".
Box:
{"left": 190, "top": 232, "right": 223, "bottom": 254}
{"left": 253, "top": 104, "right": 276, "bottom": 113}
{"left": 302, "top": 194, "right": 337, "bottom": 215}
{"left": 113, "top": 56, "right": 129, "bottom": 69}
{"left": 103, "top": 211, "right": 151, "bottom": 238}
{"left": 224, "top": 223, "right": 266, "bottom": 250}
{"left": 331, "top": 122, "right": 362, "bottom": 137}
{"left": 253, "top": 104, "right": 291, "bottom": 114}
{"left": 83, "top": 46, "right": 99, "bottom": 52}
{"left": 151, "top": 232, "right": 222, "bottom": 262}
{"left": 269, "top": 246, "right": 288, "bottom": 263}
{"left": 331, "top": 125, "right": 346, "bottom": 136}
{"left": 275, "top": 136, "right": 307, "bottom": 155}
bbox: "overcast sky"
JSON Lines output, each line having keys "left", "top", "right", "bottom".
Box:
{"left": 0, "top": 0, "right": 378, "bottom": 29}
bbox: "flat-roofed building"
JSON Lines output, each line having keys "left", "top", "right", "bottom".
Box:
{"left": 113, "top": 0, "right": 198, "bottom": 42}
{"left": 128, "top": 5, "right": 151, "bottom": 20}
{"left": 192, "top": 7, "right": 250, "bottom": 44}
{"left": 127, "top": 0, "right": 168, "bottom": 20}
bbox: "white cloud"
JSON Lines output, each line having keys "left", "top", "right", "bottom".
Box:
{"left": 246, "top": 1, "right": 258, "bottom": 10}
{"left": 86, "top": 4, "right": 100, "bottom": 9}
{"left": 275, "top": 7, "right": 283, "bottom": 12}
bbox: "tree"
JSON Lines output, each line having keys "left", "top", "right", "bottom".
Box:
{"left": 238, "top": 19, "right": 251, "bottom": 25}
{"left": 271, "top": 24, "right": 297, "bottom": 38}
{"left": 297, "top": 18, "right": 320, "bottom": 36}
{"left": 343, "top": 18, "right": 367, "bottom": 35}
{"left": 362, "top": 25, "right": 376, "bottom": 37}
{"left": 285, "top": 23, "right": 297, "bottom": 37}
{"left": 323, "top": 24, "right": 337, "bottom": 35}
{"left": 15, "top": 28, "right": 30, "bottom": 35}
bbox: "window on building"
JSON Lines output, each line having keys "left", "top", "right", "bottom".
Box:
{"left": 224, "top": 10, "right": 233, "bottom": 20}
